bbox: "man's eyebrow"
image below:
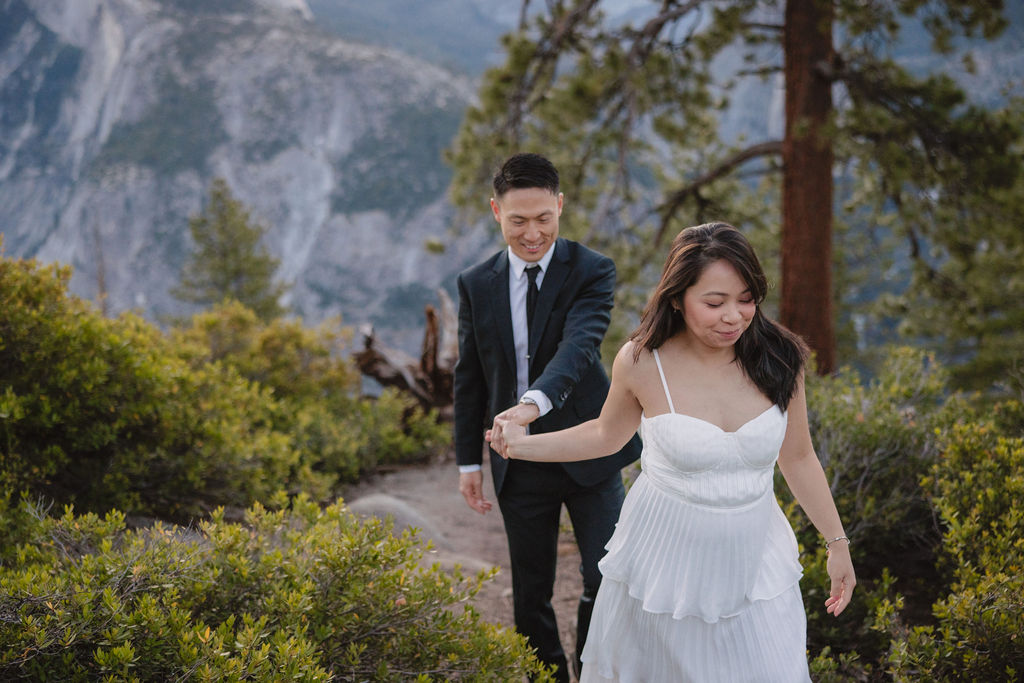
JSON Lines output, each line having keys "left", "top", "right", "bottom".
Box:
{"left": 508, "top": 209, "right": 554, "bottom": 219}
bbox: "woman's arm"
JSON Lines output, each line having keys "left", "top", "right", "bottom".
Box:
{"left": 494, "top": 343, "right": 643, "bottom": 462}
{"left": 777, "top": 374, "right": 857, "bottom": 617}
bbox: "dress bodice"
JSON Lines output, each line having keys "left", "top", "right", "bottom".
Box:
{"left": 640, "top": 400, "right": 788, "bottom": 508}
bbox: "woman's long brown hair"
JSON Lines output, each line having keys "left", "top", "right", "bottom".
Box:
{"left": 630, "top": 222, "right": 808, "bottom": 410}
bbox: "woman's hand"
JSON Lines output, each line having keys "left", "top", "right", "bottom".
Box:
{"left": 489, "top": 417, "right": 527, "bottom": 459}
{"left": 823, "top": 542, "right": 856, "bottom": 617}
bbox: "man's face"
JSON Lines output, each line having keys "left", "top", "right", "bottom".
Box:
{"left": 491, "top": 187, "right": 563, "bottom": 263}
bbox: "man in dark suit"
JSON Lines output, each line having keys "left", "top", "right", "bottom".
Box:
{"left": 454, "top": 153, "right": 641, "bottom": 681}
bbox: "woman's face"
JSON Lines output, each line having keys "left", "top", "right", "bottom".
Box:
{"left": 680, "top": 259, "right": 756, "bottom": 350}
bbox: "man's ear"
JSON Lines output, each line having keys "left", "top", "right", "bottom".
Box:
{"left": 490, "top": 197, "right": 502, "bottom": 222}
{"left": 556, "top": 192, "right": 564, "bottom": 215}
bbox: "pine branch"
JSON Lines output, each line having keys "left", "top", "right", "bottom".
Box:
{"left": 652, "top": 139, "right": 784, "bottom": 246}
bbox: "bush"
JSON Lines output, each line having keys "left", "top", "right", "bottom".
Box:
{"left": 879, "top": 423, "right": 1024, "bottom": 681}
{"left": 0, "top": 256, "right": 309, "bottom": 519}
{"left": 171, "top": 301, "right": 357, "bottom": 405}
{"left": 800, "top": 347, "right": 959, "bottom": 570}
{"left": 0, "top": 496, "right": 550, "bottom": 681}
{"left": 785, "top": 347, "right": 1013, "bottom": 677}
{"left": 172, "top": 301, "right": 450, "bottom": 485}
{"left": 0, "top": 490, "right": 41, "bottom": 566}
{"left": 1, "top": 256, "right": 448, "bottom": 521}
{"left": 801, "top": 538, "right": 898, "bottom": 681}
{"left": 790, "top": 346, "right": 1023, "bottom": 680}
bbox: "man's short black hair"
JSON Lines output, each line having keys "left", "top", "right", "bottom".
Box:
{"left": 492, "top": 153, "right": 560, "bottom": 198}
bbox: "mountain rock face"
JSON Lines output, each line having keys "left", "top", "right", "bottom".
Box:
{"left": 0, "top": 0, "right": 494, "bottom": 347}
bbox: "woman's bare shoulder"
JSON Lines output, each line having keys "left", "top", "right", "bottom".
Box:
{"left": 615, "top": 339, "right": 652, "bottom": 371}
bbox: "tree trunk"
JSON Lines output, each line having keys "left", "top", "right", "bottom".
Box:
{"left": 354, "top": 289, "right": 458, "bottom": 421}
{"left": 782, "top": 0, "right": 835, "bottom": 373}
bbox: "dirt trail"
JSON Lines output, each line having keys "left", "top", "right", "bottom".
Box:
{"left": 341, "top": 452, "right": 584, "bottom": 675}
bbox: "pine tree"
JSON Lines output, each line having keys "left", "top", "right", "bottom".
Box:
{"left": 174, "top": 178, "right": 288, "bottom": 321}
{"left": 446, "top": 0, "right": 1021, "bottom": 382}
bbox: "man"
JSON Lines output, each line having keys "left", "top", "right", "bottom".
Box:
{"left": 454, "top": 153, "right": 641, "bottom": 681}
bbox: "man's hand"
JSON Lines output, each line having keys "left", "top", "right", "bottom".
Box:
{"left": 484, "top": 421, "right": 503, "bottom": 456}
{"left": 492, "top": 417, "right": 528, "bottom": 459}
{"left": 459, "top": 470, "right": 492, "bottom": 515}
{"left": 496, "top": 402, "right": 542, "bottom": 426}
{"left": 489, "top": 402, "right": 539, "bottom": 455}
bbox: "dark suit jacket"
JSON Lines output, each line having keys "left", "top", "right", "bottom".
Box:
{"left": 454, "top": 237, "right": 641, "bottom": 494}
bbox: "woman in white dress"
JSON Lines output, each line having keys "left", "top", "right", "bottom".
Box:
{"left": 490, "top": 222, "right": 856, "bottom": 682}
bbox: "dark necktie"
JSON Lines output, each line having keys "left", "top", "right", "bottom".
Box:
{"left": 525, "top": 264, "right": 540, "bottom": 332}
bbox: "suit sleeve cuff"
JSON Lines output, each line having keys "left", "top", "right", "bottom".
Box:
{"left": 522, "top": 389, "right": 553, "bottom": 417}
{"left": 458, "top": 464, "right": 482, "bottom": 474}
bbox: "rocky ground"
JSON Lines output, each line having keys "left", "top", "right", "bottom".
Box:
{"left": 341, "top": 452, "right": 585, "bottom": 681}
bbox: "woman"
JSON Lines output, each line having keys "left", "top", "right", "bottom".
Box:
{"left": 490, "top": 222, "right": 855, "bottom": 682}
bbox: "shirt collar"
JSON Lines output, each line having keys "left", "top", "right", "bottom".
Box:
{"left": 507, "top": 243, "right": 556, "bottom": 280}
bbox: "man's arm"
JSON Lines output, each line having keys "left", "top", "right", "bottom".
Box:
{"left": 453, "top": 274, "right": 486, "bottom": 464}
{"left": 453, "top": 273, "right": 493, "bottom": 514}
{"left": 531, "top": 252, "right": 616, "bottom": 411}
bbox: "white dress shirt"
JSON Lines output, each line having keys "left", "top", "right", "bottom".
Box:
{"left": 508, "top": 246, "right": 556, "bottom": 412}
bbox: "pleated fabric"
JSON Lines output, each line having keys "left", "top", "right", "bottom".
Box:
{"left": 580, "top": 351, "right": 811, "bottom": 682}
{"left": 596, "top": 470, "right": 803, "bottom": 623}
{"left": 581, "top": 580, "right": 809, "bottom": 683}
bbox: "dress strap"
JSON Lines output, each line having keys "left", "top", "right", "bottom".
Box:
{"left": 652, "top": 348, "right": 676, "bottom": 414}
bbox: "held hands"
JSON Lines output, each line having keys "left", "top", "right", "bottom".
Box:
{"left": 470, "top": 403, "right": 536, "bottom": 514}
{"left": 488, "top": 418, "right": 527, "bottom": 459}
{"left": 485, "top": 402, "right": 538, "bottom": 459}
{"left": 823, "top": 541, "right": 856, "bottom": 617}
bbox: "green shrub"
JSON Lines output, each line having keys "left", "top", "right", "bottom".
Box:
{"left": 878, "top": 424, "right": 1024, "bottom": 682}
{"left": 989, "top": 397, "right": 1024, "bottom": 438}
{"left": 1, "top": 255, "right": 448, "bottom": 521}
{"left": 171, "top": 301, "right": 357, "bottom": 405}
{"left": 0, "top": 496, "right": 550, "bottom": 681}
{"left": 925, "top": 423, "right": 1024, "bottom": 578}
{"left": 0, "top": 256, "right": 309, "bottom": 519}
{"left": 783, "top": 347, "right": 1010, "bottom": 677}
{"left": 800, "top": 347, "right": 960, "bottom": 572}
{"left": 791, "top": 350, "right": 1024, "bottom": 681}
{"left": 801, "top": 541, "right": 897, "bottom": 681}
{"left": 350, "top": 388, "right": 450, "bottom": 470}
{"left": 0, "top": 489, "right": 42, "bottom": 566}
{"left": 172, "top": 301, "right": 450, "bottom": 486}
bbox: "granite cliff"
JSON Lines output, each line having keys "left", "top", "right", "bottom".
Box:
{"left": 0, "top": 0, "right": 492, "bottom": 346}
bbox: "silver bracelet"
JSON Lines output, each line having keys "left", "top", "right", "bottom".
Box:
{"left": 824, "top": 535, "right": 850, "bottom": 550}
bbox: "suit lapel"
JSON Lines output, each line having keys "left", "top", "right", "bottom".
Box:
{"left": 529, "top": 238, "right": 570, "bottom": 358}
{"left": 489, "top": 250, "right": 517, "bottom": 376}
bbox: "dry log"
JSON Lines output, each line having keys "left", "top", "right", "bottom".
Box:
{"left": 354, "top": 288, "right": 457, "bottom": 421}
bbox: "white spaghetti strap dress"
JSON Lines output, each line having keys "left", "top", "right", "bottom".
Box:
{"left": 580, "top": 349, "right": 811, "bottom": 682}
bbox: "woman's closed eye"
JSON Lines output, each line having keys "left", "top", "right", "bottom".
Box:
{"left": 706, "top": 299, "right": 754, "bottom": 308}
